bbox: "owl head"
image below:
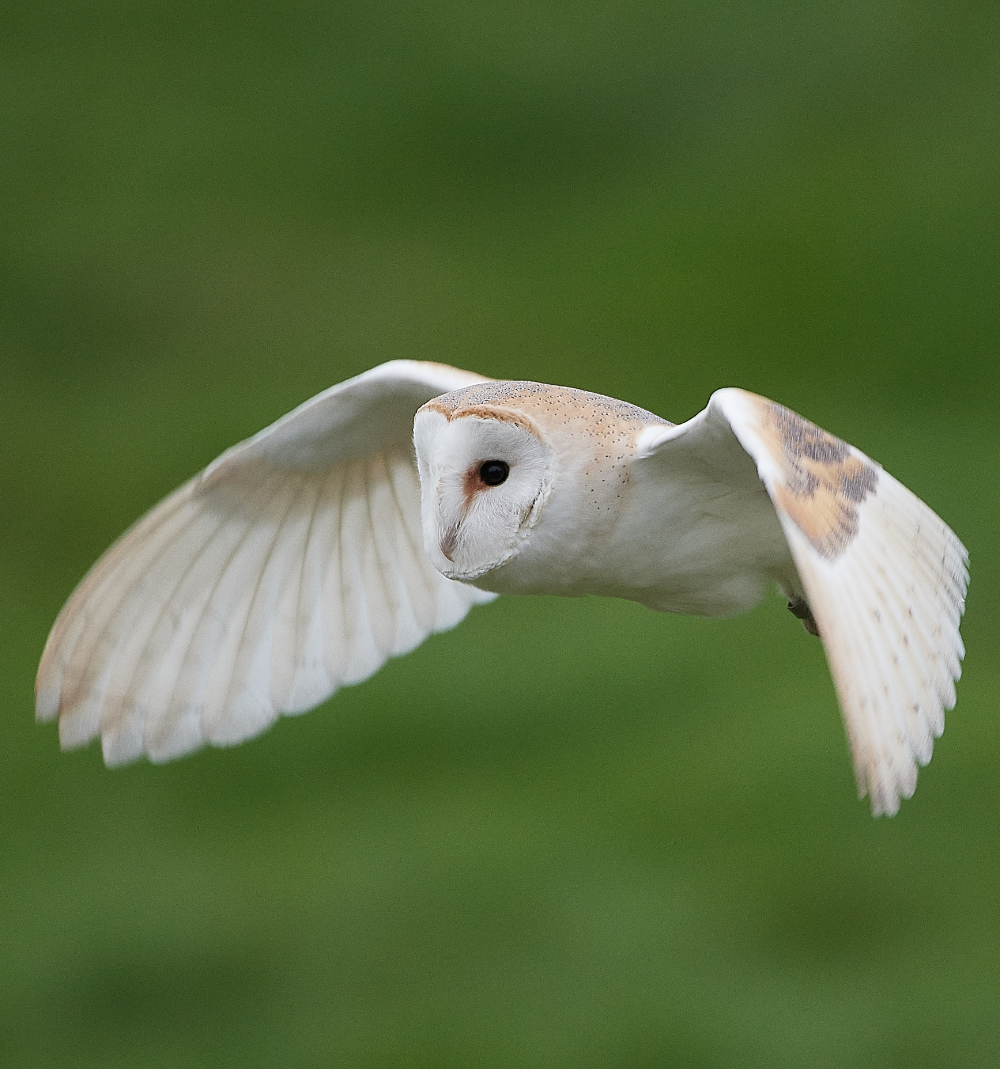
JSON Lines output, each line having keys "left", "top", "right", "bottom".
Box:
{"left": 413, "top": 401, "right": 554, "bottom": 581}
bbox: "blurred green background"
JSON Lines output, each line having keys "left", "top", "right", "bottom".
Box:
{"left": 3, "top": 1, "right": 999, "bottom": 1066}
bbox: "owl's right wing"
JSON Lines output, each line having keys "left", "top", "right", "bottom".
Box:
{"left": 36, "top": 360, "right": 496, "bottom": 766}
{"left": 637, "top": 389, "right": 967, "bottom": 816}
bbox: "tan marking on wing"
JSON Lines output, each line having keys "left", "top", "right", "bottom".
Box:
{"left": 419, "top": 360, "right": 496, "bottom": 381}
{"left": 757, "top": 400, "right": 879, "bottom": 560}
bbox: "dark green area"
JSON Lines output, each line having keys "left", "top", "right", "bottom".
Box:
{"left": 3, "top": 2, "right": 998, "bottom": 1065}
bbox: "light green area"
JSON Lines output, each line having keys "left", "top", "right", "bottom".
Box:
{"left": 3, "top": 2, "right": 999, "bottom": 1065}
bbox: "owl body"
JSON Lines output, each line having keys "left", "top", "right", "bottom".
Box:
{"left": 36, "top": 360, "right": 968, "bottom": 815}
{"left": 415, "top": 381, "right": 796, "bottom": 616}
{"left": 612, "top": 452, "right": 796, "bottom": 616}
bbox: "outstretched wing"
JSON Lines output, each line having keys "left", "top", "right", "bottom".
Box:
{"left": 637, "top": 389, "right": 968, "bottom": 815}
{"left": 37, "top": 360, "right": 496, "bottom": 766}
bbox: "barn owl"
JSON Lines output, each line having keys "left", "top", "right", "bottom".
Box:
{"left": 36, "top": 361, "right": 968, "bottom": 816}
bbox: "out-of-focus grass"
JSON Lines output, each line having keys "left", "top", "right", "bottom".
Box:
{"left": 3, "top": 1, "right": 1000, "bottom": 1066}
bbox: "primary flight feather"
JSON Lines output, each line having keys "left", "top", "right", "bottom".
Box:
{"left": 36, "top": 361, "right": 968, "bottom": 815}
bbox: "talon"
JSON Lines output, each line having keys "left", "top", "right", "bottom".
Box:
{"left": 788, "top": 597, "right": 820, "bottom": 637}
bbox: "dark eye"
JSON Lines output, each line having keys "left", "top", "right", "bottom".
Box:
{"left": 479, "top": 460, "right": 509, "bottom": 486}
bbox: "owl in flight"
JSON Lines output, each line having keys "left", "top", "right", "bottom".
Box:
{"left": 37, "top": 361, "right": 968, "bottom": 816}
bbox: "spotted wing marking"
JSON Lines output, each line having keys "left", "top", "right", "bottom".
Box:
{"left": 763, "top": 403, "right": 880, "bottom": 560}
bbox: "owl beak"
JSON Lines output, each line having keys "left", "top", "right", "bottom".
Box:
{"left": 440, "top": 524, "right": 459, "bottom": 561}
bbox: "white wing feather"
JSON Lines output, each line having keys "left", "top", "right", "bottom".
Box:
{"left": 36, "top": 360, "right": 496, "bottom": 765}
{"left": 640, "top": 389, "right": 967, "bottom": 815}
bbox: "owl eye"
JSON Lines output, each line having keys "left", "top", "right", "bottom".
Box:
{"left": 479, "top": 460, "right": 510, "bottom": 486}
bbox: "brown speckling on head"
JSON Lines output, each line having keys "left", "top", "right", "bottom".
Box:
{"left": 421, "top": 380, "right": 672, "bottom": 518}
{"left": 761, "top": 401, "right": 879, "bottom": 560}
{"left": 422, "top": 380, "right": 670, "bottom": 435}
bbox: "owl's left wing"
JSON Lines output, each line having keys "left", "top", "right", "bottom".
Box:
{"left": 637, "top": 388, "right": 968, "bottom": 815}
{"left": 36, "top": 360, "right": 496, "bottom": 766}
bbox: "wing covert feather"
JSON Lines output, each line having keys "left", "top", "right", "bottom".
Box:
{"left": 37, "top": 361, "right": 496, "bottom": 765}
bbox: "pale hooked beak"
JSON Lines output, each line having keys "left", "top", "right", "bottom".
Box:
{"left": 440, "top": 523, "right": 459, "bottom": 562}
